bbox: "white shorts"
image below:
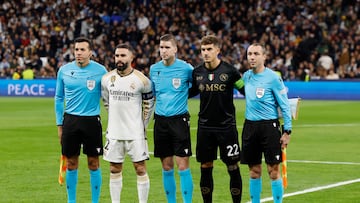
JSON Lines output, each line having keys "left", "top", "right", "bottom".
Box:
{"left": 103, "top": 138, "right": 149, "bottom": 163}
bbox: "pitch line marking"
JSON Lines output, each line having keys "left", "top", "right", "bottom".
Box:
{"left": 290, "top": 123, "right": 360, "bottom": 128}
{"left": 147, "top": 152, "right": 360, "bottom": 202}
{"left": 145, "top": 122, "right": 360, "bottom": 201}
{"left": 288, "top": 159, "right": 360, "bottom": 165}
{"left": 252, "top": 178, "right": 360, "bottom": 203}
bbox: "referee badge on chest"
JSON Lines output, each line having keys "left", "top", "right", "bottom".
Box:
{"left": 172, "top": 78, "right": 181, "bottom": 89}
{"left": 87, "top": 80, "right": 96, "bottom": 90}
{"left": 256, "top": 87, "right": 265, "bottom": 98}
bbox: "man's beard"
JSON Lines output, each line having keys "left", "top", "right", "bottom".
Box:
{"left": 116, "top": 62, "right": 128, "bottom": 71}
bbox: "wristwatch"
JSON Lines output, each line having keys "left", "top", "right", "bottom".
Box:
{"left": 284, "top": 130, "right": 292, "bottom": 135}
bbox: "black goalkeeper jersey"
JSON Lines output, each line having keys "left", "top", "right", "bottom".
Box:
{"left": 190, "top": 61, "right": 242, "bottom": 127}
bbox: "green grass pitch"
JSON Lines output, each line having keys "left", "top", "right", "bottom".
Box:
{"left": 0, "top": 97, "right": 359, "bottom": 202}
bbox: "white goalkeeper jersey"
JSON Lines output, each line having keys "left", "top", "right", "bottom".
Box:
{"left": 101, "top": 69, "right": 154, "bottom": 140}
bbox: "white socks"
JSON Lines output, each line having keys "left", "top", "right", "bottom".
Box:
{"left": 110, "top": 172, "right": 123, "bottom": 203}
{"left": 137, "top": 173, "right": 150, "bottom": 203}
{"left": 110, "top": 172, "right": 150, "bottom": 203}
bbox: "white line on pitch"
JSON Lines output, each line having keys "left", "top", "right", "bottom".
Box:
{"left": 291, "top": 123, "right": 360, "bottom": 127}
{"left": 288, "top": 160, "right": 360, "bottom": 165}
{"left": 249, "top": 178, "right": 360, "bottom": 203}
{"left": 147, "top": 152, "right": 360, "bottom": 202}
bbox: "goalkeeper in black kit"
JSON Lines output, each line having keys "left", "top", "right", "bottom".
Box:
{"left": 189, "top": 35, "right": 245, "bottom": 203}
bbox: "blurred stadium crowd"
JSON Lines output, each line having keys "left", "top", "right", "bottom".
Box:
{"left": 0, "top": 0, "right": 359, "bottom": 80}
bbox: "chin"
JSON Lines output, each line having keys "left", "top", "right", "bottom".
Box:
{"left": 117, "top": 67, "right": 126, "bottom": 71}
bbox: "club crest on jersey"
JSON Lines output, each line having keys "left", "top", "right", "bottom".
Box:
{"left": 256, "top": 87, "right": 265, "bottom": 98}
{"left": 130, "top": 82, "right": 136, "bottom": 90}
{"left": 87, "top": 80, "right": 96, "bottom": 90}
{"left": 172, "top": 78, "right": 181, "bottom": 89}
{"left": 110, "top": 76, "right": 116, "bottom": 87}
{"left": 220, "top": 73, "right": 228, "bottom": 82}
{"left": 208, "top": 74, "right": 214, "bottom": 81}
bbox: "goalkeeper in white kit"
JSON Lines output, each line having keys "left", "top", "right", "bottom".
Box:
{"left": 101, "top": 43, "right": 154, "bottom": 203}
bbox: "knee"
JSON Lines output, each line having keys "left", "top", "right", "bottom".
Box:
{"left": 249, "top": 164, "right": 262, "bottom": 179}
{"left": 161, "top": 157, "right": 174, "bottom": 170}
{"left": 201, "top": 162, "right": 213, "bottom": 169}
{"left": 87, "top": 157, "right": 99, "bottom": 170}
{"left": 66, "top": 156, "right": 79, "bottom": 170}
{"left": 136, "top": 169, "right": 146, "bottom": 176}
{"left": 135, "top": 164, "right": 147, "bottom": 176}
{"left": 268, "top": 170, "right": 280, "bottom": 180}
{"left": 176, "top": 157, "right": 190, "bottom": 171}
{"left": 110, "top": 164, "right": 122, "bottom": 174}
{"left": 267, "top": 164, "right": 280, "bottom": 180}
{"left": 227, "top": 163, "right": 239, "bottom": 171}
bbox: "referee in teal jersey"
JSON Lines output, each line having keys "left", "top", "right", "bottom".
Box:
{"left": 149, "top": 34, "right": 194, "bottom": 203}
{"left": 55, "top": 37, "right": 107, "bottom": 203}
{"left": 241, "top": 43, "right": 292, "bottom": 203}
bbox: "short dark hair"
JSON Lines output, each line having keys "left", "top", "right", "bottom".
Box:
{"left": 200, "top": 35, "right": 221, "bottom": 48}
{"left": 248, "top": 43, "right": 266, "bottom": 54}
{"left": 115, "top": 43, "right": 136, "bottom": 56}
{"left": 160, "top": 34, "right": 177, "bottom": 46}
{"left": 74, "top": 37, "right": 93, "bottom": 50}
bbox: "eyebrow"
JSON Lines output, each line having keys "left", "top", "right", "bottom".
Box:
{"left": 160, "top": 45, "right": 171, "bottom": 48}
{"left": 201, "top": 47, "right": 213, "bottom": 50}
{"left": 115, "top": 53, "right": 127, "bottom": 57}
{"left": 248, "top": 51, "right": 261, "bottom": 54}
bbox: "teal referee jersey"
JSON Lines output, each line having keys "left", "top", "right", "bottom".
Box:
{"left": 242, "top": 67, "right": 292, "bottom": 130}
{"left": 149, "top": 58, "right": 193, "bottom": 117}
{"left": 55, "top": 60, "right": 107, "bottom": 125}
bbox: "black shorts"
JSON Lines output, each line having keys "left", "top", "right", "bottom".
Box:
{"left": 196, "top": 125, "right": 241, "bottom": 165}
{"left": 62, "top": 113, "right": 103, "bottom": 157}
{"left": 153, "top": 113, "right": 192, "bottom": 158}
{"left": 240, "top": 119, "right": 282, "bottom": 165}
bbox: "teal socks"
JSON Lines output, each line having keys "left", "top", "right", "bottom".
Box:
{"left": 179, "top": 168, "right": 193, "bottom": 203}
{"left": 66, "top": 169, "right": 78, "bottom": 203}
{"left": 90, "top": 168, "right": 102, "bottom": 203}
{"left": 271, "top": 179, "right": 283, "bottom": 203}
{"left": 163, "top": 169, "right": 176, "bottom": 203}
{"left": 249, "top": 178, "right": 262, "bottom": 203}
